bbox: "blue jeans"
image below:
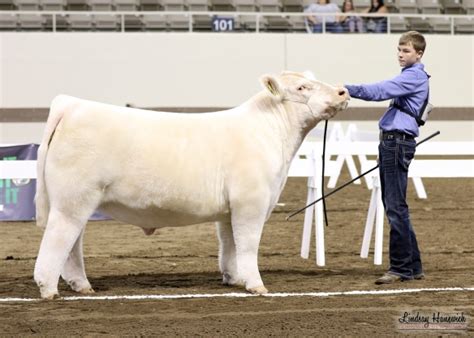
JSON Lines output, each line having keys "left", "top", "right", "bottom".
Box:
{"left": 311, "top": 22, "right": 344, "bottom": 33}
{"left": 378, "top": 135, "right": 422, "bottom": 279}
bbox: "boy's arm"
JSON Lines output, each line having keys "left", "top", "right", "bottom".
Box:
{"left": 345, "top": 68, "right": 421, "bottom": 102}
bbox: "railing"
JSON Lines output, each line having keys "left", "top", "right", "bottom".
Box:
{"left": 0, "top": 10, "right": 473, "bottom": 34}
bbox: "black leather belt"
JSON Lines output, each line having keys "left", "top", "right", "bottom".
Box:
{"left": 380, "top": 130, "right": 415, "bottom": 141}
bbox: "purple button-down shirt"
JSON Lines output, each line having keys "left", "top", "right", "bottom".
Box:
{"left": 345, "top": 63, "right": 430, "bottom": 137}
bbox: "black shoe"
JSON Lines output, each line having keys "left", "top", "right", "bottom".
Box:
{"left": 375, "top": 272, "right": 403, "bottom": 285}
{"left": 414, "top": 272, "right": 425, "bottom": 280}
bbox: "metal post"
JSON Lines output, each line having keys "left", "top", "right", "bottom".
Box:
{"left": 121, "top": 13, "right": 124, "bottom": 32}
{"left": 189, "top": 14, "right": 192, "bottom": 32}
{"left": 322, "top": 16, "right": 325, "bottom": 34}
{"left": 451, "top": 16, "right": 454, "bottom": 35}
{"left": 387, "top": 16, "right": 390, "bottom": 34}
{"left": 256, "top": 14, "right": 260, "bottom": 33}
{"left": 52, "top": 13, "right": 56, "bottom": 32}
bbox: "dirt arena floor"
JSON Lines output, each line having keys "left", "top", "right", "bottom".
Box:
{"left": 0, "top": 171, "right": 473, "bottom": 336}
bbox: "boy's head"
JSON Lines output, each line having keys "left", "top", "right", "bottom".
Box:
{"left": 397, "top": 31, "right": 426, "bottom": 68}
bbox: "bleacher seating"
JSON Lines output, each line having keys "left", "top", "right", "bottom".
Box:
{"left": 418, "top": 0, "right": 443, "bottom": 13}
{"left": 89, "top": 0, "right": 114, "bottom": 10}
{"left": 288, "top": 14, "right": 305, "bottom": 30}
{"left": 40, "top": 0, "right": 66, "bottom": 10}
{"left": 210, "top": 0, "right": 235, "bottom": 11}
{"left": 429, "top": 15, "right": 451, "bottom": 32}
{"left": 139, "top": 0, "right": 161, "bottom": 10}
{"left": 94, "top": 12, "right": 119, "bottom": 28}
{"left": 389, "top": 15, "right": 409, "bottom": 30}
{"left": 281, "top": 0, "right": 303, "bottom": 12}
{"left": 14, "top": 0, "right": 40, "bottom": 10}
{"left": 396, "top": 0, "right": 418, "bottom": 13}
{"left": 463, "top": 0, "right": 474, "bottom": 13}
{"left": 0, "top": 0, "right": 472, "bottom": 32}
{"left": 162, "top": 0, "right": 185, "bottom": 10}
{"left": 353, "top": 0, "right": 370, "bottom": 10}
{"left": 166, "top": 13, "right": 189, "bottom": 29}
{"left": 0, "top": 12, "right": 17, "bottom": 28}
{"left": 67, "top": 13, "right": 93, "bottom": 29}
{"left": 441, "top": 0, "right": 464, "bottom": 13}
{"left": 0, "top": 0, "right": 471, "bottom": 13}
{"left": 113, "top": 0, "right": 138, "bottom": 10}
{"left": 186, "top": 0, "right": 212, "bottom": 30}
{"left": 66, "top": 0, "right": 90, "bottom": 10}
{"left": 408, "top": 16, "right": 432, "bottom": 31}
{"left": 256, "top": 0, "right": 281, "bottom": 12}
{"left": 234, "top": 0, "right": 258, "bottom": 30}
{"left": 0, "top": 0, "right": 16, "bottom": 9}
{"left": 385, "top": 0, "right": 399, "bottom": 12}
{"left": 17, "top": 12, "right": 43, "bottom": 27}
{"left": 141, "top": 12, "right": 167, "bottom": 29}
{"left": 455, "top": 16, "right": 474, "bottom": 32}
{"left": 123, "top": 13, "right": 141, "bottom": 29}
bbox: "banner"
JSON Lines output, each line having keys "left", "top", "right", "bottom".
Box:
{"left": 0, "top": 144, "right": 38, "bottom": 221}
{"left": 0, "top": 144, "right": 109, "bottom": 221}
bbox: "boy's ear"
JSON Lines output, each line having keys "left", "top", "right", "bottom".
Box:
{"left": 260, "top": 74, "right": 283, "bottom": 99}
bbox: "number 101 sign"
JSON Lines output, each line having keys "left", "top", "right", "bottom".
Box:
{"left": 212, "top": 16, "right": 234, "bottom": 32}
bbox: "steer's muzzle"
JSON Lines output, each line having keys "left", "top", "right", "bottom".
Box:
{"left": 322, "top": 87, "right": 350, "bottom": 119}
{"left": 333, "top": 86, "right": 350, "bottom": 110}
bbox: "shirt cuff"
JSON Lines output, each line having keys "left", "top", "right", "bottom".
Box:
{"left": 344, "top": 85, "right": 358, "bottom": 97}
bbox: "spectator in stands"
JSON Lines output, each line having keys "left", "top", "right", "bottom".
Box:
{"left": 304, "top": 0, "right": 344, "bottom": 33}
{"left": 339, "top": 0, "right": 364, "bottom": 33}
{"left": 364, "top": 0, "right": 388, "bottom": 33}
{"left": 344, "top": 31, "right": 430, "bottom": 285}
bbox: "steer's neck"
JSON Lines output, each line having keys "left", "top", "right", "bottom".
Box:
{"left": 250, "top": 92, "right": 321, "bottom": 167}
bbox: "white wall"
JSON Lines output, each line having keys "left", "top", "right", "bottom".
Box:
{"left": 0, "top": 33, "right": 473, "bottom": 108}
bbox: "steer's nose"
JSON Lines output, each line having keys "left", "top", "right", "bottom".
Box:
{"left": 337, "top": 87, "right": 348, "bottom": 97}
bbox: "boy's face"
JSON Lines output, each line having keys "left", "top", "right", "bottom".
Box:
{"left": 397, "top": 42, "right": 423, "bottom": 68}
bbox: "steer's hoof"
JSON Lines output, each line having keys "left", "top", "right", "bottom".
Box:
{"left": 41, "top": 291, "right": 60, "bottom": 300}
{"left": 222, "top": 273, "right": 244, "bottom": 286}
{"left": 77, "top": 287, "right": 95, "bottom": 295}
{"left": 247, "top": 285, "right": 268, "bottom": 295}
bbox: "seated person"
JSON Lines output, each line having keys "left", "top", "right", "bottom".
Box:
{"left": 339, "top": 0, "right": 364, "bottom": 33}
{"left": 304, "top": 0, "right": 344, "bottom": 33}
{"left": 364, "top": 0, "right": 388, "bottom": 33}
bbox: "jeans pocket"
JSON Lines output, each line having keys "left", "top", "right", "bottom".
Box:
{"left": 381, "top": 139, "right": 397, "bottom": 150}
{"left": 380, "top": 142, "right": 397, "bottom": 174}
{"left": 400, "top": 144, "right": 416, "bottom": 171}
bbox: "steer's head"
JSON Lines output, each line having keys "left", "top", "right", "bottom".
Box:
{"left": 260, "top": 71, "right": 349, "bottom": 121}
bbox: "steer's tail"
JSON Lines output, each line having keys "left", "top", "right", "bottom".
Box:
{"left": 35, "top": 95, "right": 71, "bottom": 228}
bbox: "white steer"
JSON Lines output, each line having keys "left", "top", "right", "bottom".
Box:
{"left": 34, "top": 71, "right": 349, "bottom": 299}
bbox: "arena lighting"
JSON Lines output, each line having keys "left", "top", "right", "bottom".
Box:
{"left": 286, "top": 131, "right": 441, "bottom": 221}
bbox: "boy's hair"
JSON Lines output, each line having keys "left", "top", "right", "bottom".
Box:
{"left": 399, "top": 31, "right": 426, "bottom": 53}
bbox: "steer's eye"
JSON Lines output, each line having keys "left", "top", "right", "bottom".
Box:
{"left": 297, "top": 86, "right": 305, "bottom": 91}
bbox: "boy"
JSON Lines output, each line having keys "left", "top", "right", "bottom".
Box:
{"left": 345, "top": 31, "right": 430, "bottom": 284}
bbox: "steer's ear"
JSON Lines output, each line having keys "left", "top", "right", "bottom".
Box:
{"left": 260, "top": 75, "right": 283, "bottom": 100}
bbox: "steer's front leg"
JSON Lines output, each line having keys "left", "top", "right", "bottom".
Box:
{"left": 231, "top": 212, "right": 268, "bottom": 295}
{"left": 216, "top": 221, "right": 244, "bottom": 286}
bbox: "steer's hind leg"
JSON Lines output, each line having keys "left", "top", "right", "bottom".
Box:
{"left": 61, "top": 228, "right": 94, "bottom": 294}
{"left": 34, "top": 187, "right": 100, "bottom": 299}
{"left": 216, "top": 221, "right": 243, "bottom": 286}
{"left": 34, "top": 210, "right": 86, "bottom": 299}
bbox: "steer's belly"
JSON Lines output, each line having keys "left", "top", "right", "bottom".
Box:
{"left": 99, "top": 202, "right": 231, "bottom": 228}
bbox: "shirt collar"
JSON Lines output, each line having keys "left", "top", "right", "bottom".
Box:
{"left": 402, "top": 62, "right": 424, "bottom": 72}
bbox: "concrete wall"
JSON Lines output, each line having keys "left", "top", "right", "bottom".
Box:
{"left": 0, "top": 33, "right": 473, "bottom": 108}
